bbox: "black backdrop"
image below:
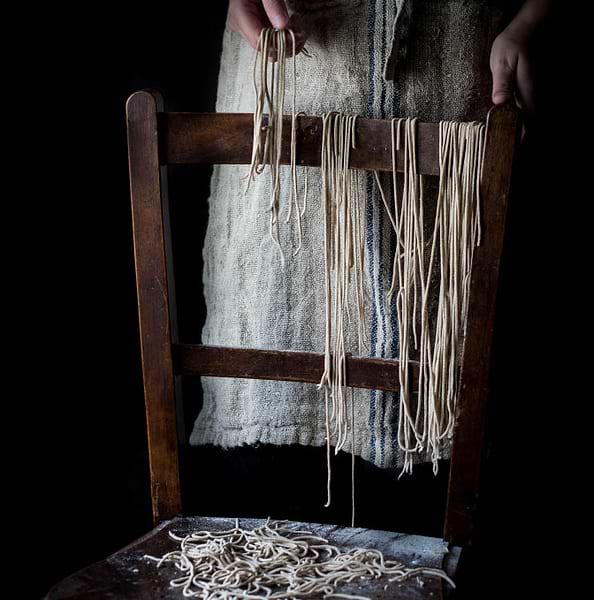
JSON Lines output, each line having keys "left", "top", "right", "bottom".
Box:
{"left": 36, "top": 7, "right": 228, "bottom": 595}
{"left": 35, "top": 5, "right": 570, "bottom": 598}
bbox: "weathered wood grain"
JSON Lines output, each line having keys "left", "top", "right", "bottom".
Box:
{"left": 173, "top": 343, "right": 419, "bottom": 393}
{"left": 127, "top": 89, "right": 182, "bottom": 525}
{"left": 160, "top": 113, "right": 440, "bottom": 175}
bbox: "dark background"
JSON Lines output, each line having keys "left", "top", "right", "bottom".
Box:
{"left": 35, "top": 4, "right": 571, "bottom": 599}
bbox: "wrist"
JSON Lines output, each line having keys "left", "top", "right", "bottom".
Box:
{"left": 500, "top": 21, "right": 532, "bottom": 46}
{"left": 502, "top": 0, "right": 552, "bottom": 43}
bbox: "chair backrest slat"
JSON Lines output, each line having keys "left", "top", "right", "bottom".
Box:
{"left": 173, "top": 343, "right": 418, "bottom": 393}
{"left": 161, "top": 113, "right": 440, "bottom": 175}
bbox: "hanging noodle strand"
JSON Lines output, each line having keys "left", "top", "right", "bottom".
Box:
{"left": 318, "top": 113, "right": 368, "bottom": 524}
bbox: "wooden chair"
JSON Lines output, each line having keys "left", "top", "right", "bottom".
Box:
{"left": 46, "top": 89, "right": 519, "bottom": 599}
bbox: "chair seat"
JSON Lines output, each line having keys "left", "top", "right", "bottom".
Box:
{"left": 45, "top": 516, "right": 461, "bottom": 599}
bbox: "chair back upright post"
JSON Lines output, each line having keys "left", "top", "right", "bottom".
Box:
{"left": 444, "top": 105, "right": 520, "bottom": 545}
{"left": 126, "top": 89, "right": 182, "bottom": 525}
{"left": 126, "top": 89, "right": 520, "bottom": 543}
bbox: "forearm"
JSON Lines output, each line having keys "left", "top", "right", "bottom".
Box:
{"left": 504, "top": 0, "right": 553, "bottom": 41}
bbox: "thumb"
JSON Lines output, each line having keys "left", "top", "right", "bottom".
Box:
{"left": 262, "top": 0, "right": 289, "bottom": 29}
{"left": 491, "top": 58, "right": 516, "bottom": 105}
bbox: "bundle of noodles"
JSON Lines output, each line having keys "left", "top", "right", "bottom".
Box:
{"left": 246, "top": 27, "right": 307, "bottom": 260}
{"left": 375, "top": 118, "right": 486, "bottom": 475}
{"left": 318, "top": 112, "right": 368, "bottom": 523}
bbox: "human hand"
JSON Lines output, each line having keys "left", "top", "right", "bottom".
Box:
{"left": 490, "top": 29, "right": 535, "bottom": 114}
{"left": 228, "top": 0, "right": 306, "bottom": 56}
{"left": 490, "top": 0, "right": 554, "bottom": 114}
